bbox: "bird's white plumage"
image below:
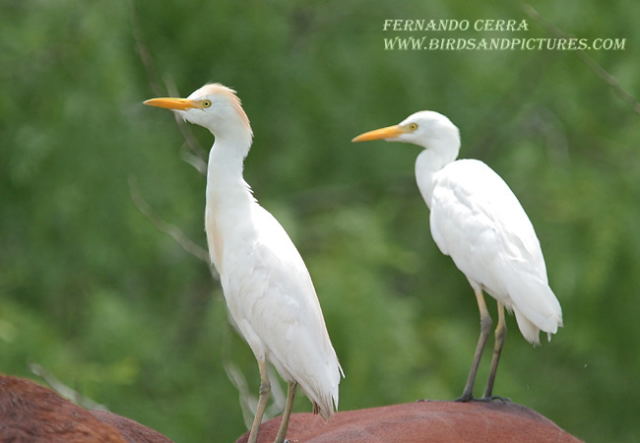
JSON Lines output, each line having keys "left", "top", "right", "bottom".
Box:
{"left": 147, "top": 83, "right": 342, "bottom": 421}
{"left": 200, "top": 87, "right": 342, "bottom": 418}
{"left": 427, "top": 159, "right": 562, "bottom": 343}
{"left": 354, "top": 110, "right": 562, "bottom": 345}
{"left": 209, "top": 197, "right": 342, "bottom": 415}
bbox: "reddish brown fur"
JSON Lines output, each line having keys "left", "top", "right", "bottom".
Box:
{"left": 237, "top": 400, "right": 582, "bottom": 443}
{"left": 0, "top": 375, "right": 172, "bottom": 443}
{"left": 89, "top": 410, "right": 173, "bottom": 443}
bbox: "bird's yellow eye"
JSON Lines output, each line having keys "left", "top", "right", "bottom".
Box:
{"left": 202, "top": 99, "right": 212, "bottom": 108}
{"left": 408, "top": 123, "right": 418, "bottom": 131}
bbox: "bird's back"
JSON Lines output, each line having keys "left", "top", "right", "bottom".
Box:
{"left": 428, "top": 159, "right": 562, "bottom": 342}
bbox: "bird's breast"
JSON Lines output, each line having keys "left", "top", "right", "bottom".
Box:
{"left": 204, "top": 205, "right": 225, "bottom": 273}
{"left": 204, "top": 192, "right": 259, "bottom": 278}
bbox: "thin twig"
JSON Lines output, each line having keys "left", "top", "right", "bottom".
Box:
{"left": 163, "top": 76, "right": 209, "bottom": 173}
{"left": 128, "top": 175, "right": 217, "bottom": 279}
{"left": 130, "top": 0, "right": 208, "bottom": 174}
{"left": 30, "top": 363, "right": 109, "bottom": 411}
{"left": 223, "top": 362, "right": 258, "bottom": 428}
{"left": 221, "top": 348, "right": 286, "bottom": 429}
{"left": 265, "top": 367, "right": 286, "bottom": 418}
{"left": 180, "top": 148, "right": 207, "bottom": 175}
{"left": 523, "top": 3, "right": 640, "bottom": 115}
{"left": 129, "top": 1, "right": 162, "bottom": 97}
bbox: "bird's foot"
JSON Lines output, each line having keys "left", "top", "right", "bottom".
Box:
{"left": 478, "top": 395, "right": 510, "bottom": 403}
{"left": 455, "top": 392, "right": 475, "bottom": 402}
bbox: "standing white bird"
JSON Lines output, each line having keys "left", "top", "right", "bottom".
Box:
{"left": 352, "top": 111, "right": 562, "bottom": 401}
{"left": 144, "top": 84, "right": 343, "bottom": 443}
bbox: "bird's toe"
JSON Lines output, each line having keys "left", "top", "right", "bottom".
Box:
{"left": 479, "top": 395, "right": 510, "bottom": 402}
{"left": 455, "top": 393, "right": 475, "bottom": 402}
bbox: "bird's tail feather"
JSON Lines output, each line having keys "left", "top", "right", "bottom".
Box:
{"left": 504, "top": 269, "right": 563, "bottom": 343}
{"left": 305, "top": 387, "right": 338, "bottom": 419}
{"left": 294, "top": 356, "right": 341, "bottom": 420}
{"left": 514, "top": 308, "right": 541, "bottom": 345}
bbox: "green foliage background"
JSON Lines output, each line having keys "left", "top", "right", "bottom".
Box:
{"left": 2, "top": 1, "right": 639, "bottom": 441}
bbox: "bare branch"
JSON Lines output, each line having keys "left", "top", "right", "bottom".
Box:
{"left": 129, "top": 1, "right": 162, "bottom": 97}
{"left": 30, "top": 363, "right": 109, "bottom": 411}
{"left": 523, "top": 3, "right": 640, "bottom": 115}
{"left": 128, "top": 176, "right": 218, "bottom": 279}
{"left": 223, "top": 362, "right": 258, "bottom": 429}
{"left": 222, "top": 358, "right": 285, "bottom": 430}
{"left": 130, "top": 0, "right": 208, "bottom": 174}
{"left": 265, "top": 366, "right": 286, "bottom": 418}
{"left": 163, "top": 76, "right": 209, "bottom": 174}
{"left": 181, "top": 147, "right": 208, "bottom": 175}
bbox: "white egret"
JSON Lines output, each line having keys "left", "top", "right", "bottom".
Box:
{"left": 353, "top": 111, "right": 562, "bottom": 401}
{"left": 144, "top": 84, "right": 343, "bottom": 443}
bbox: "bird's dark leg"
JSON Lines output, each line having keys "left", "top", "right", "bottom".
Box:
{"left": 483, "top": 302, "right": 507, "bottom": 399}
{"left": 456, "top": 288, "right": 492, "bottom": 402}
{"left": 273, "top": 382, "right": 297, "bottom": 443}
{"left": 248, "top": 359, "right": 271, "bottom": 443}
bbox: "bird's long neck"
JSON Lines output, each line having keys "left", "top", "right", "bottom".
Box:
{"left": 415, "top": 139, "right": 459, "bottom": 208}
{"left": 206, "top": 132, "right": 254, "bottom": 208}
{"left": 204, "top": 132, "right": 255, "bottom": 275}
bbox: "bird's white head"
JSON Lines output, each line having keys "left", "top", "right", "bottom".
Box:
{"left": 352, "top": 110, "right": 460, "bottom": 159}
{"left": 144, "top": 83, "right": 253, "bottom": 141}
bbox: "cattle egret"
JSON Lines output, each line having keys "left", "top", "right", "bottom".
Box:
{"left": 144, "top": 84, "right": 343, "bottom": 443}
{"left": 352, "top": 111, "right": 562, "bottom": 401}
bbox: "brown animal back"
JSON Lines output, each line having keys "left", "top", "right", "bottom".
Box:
{"left": 0, "top": 375, "right": 173, "bottom": 443}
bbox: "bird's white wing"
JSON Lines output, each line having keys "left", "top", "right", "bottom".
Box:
{"left": 428, "top": 159, "right": 562, "bottom": 340}
{"left": 430, "top": 160, "right": 546, "bottom": 278}
{"left": 223, "top": 204, "right": 342, "bottom": 418}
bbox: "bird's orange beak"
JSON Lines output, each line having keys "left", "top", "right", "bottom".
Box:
{"left": 143, "top": 97, "right": 200, "bottom": 110}
{"left": 352, "top": 125, "right": 406, "bottom": 142}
